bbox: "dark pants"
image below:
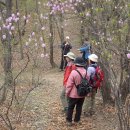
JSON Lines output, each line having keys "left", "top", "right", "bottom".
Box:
{"left": 60, "top": 55, "right": 67, "bottom": 70}
{"left": 66, "top": 97, "right": 85, "bottom": 122}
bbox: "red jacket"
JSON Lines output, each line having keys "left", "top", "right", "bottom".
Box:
{"left": 63, "top": 62, "right": 76, "bottom": 86}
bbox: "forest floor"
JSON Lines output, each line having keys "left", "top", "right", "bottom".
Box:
{"left": 16, "top": 68, "right": 118, "bottom": 130}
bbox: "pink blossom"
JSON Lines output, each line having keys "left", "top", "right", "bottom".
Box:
{"left": 9, "top": 23, "right": 12, "bottom": 26}
{"left": 41, "top": 53, "right": 45, "bottom": 57}
{"left": 40, "top": 14, "right": 43, "bottom": 19}
{"left": 32, "top": 32, "right": 35, "bottom": 36}
{"left": 9, "top": 31, "right": 12, "bottom": 35}
{"left": 41, "top": 43, "right": 46, "bottom": 48}
{"left": 17, "top": 12, "right": 20, "bottom": 16}
{"left": 7, "top": 17, "right": 12, "bottom": 23}
{"left": 38, "top": 1, "right": 41, "bottom": 5}
{"left": 2, "top": 34, "right": 6, "bottom": 39}
{"left": 11, "top": 13, "right": 15, "bottom": 18}
{"left": 14, "top": 18, "right": 19, "bottom": 22}
{"left": 6, "top": 19, "right": 9, "bottom": 23}
{"left": 26, "top": 19, "right": 29, "bottom": 23}
{"left": 26, "top": 42, "right": 29, "bottom": 46}
{"left": 6, "top": 25, "right": 10, "bottom": 30}
{"left": 45, "top": 54, "right": 48, "bottom": 57}
{"left": 35, "top": 43, "right": 38, "bottom": 46}
{"left": 61, "top": 9, "right": 64, "bottom": 14}
{"left": 40, "top": 37, "right": 43, "bottom": 41}
{"left": 107, "top": 37, "right": 112, "bottom": 42}
{"left": 23, "top": 15, "right": 26, "bottom": 20}
{"left": 11, "top": 26, "right": 15, "bottom": 31}
{"left": 86, "top": 12, "right": 91, "bottom": 17}
{"left": 41, "top": 26, "right": 45, "bottom": 30}
{"left": 28, "top": 38, "right": 31, "bottom": 42}
{"left": 27, "top": 15, "right": 31, "bottom": 18}
{"left": 127, "top": 53, "right": 130, "bottom": 59}
{"left": 3, "top": 24, "right": 6, "bottom": 28}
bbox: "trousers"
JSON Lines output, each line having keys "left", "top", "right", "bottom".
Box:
{"left": 66, "top": 97, "right": 84, "bottom": 122}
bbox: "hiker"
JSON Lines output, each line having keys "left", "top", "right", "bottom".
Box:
{"left": 66, "top": 57, "right": 88, "bottom": 126}
{"left": 78, "top": 37, "right": 92, "bottom": 64}
{"left": 83, "top": 54, "right": 103, "bottom": 116}
{"left": 60, "top": 52, "right": 76, "bottom": 113}
{"left": 59, "top": 36, "right": 72, "bottom": 71}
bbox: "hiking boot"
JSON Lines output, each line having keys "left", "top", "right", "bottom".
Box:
{"left": 74, "top": 121, "right": 82, "bottom": 126}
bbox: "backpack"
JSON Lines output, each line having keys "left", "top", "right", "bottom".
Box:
{"left": 74, "top": 70, "right": 92, "bottom": 96}
{"left": 90, "top": 65, "right": 104, "bottom": 89}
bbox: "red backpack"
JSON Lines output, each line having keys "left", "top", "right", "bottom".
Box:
{"left": 90, "top": 65, "right": 104, "bottom": 89}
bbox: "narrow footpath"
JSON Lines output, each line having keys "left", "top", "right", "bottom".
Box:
{"left": 23, "top": 69, "right": 117, "bottom": 130}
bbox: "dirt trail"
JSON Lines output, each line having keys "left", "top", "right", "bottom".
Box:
{"left": 23, "top": 68, "right": 117, "bottom": 130}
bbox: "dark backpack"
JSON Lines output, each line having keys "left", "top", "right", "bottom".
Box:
{"left": 74, "top": 70, "right": 92, "bottom": 96}
{"left": 90, "top": 65, "right": 104, "bottom": 89}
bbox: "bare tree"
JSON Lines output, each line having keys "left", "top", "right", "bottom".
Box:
{"left": 49, "top": 1, "right": 56, "bottom": 68}
{"left": 0, "top": 0, "right": 13, "bottom": 104}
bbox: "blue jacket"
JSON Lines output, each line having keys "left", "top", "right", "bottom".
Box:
{"left": 79, "top": 43, "right": 91, "bottom": 60}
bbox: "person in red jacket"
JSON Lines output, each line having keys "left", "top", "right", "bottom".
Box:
{"left": 60, "top": 52, "right": 76, "bottom": 113}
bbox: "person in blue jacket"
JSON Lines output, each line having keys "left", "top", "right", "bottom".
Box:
{"left": 78, "top": 38, "right": 92, "bottom": 63}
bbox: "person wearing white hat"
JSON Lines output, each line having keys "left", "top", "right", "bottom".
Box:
{"left": 88, "top": 54, "right": 98, "bottom": 63}
{"left": 83, "top": 53, "right": 98, "bottom": 116}
{"left": 60, "top": 52, "right": 76, "bottom": 114}
{"left": 66, "top": 36, "right": 70, "bottom": 40}
{"left": 59, "top": 36, "right": 72, "bottom": 71}
{"left": 64, "top": 52, "right": 75, "bottom": 60}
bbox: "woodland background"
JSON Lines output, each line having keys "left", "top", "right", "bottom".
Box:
{"left": 0, "top": 0, "right": 129, "bottom": 130}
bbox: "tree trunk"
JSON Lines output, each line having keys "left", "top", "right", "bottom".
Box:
{"left": 59, "top": 13, "right": 64, "bottom": 44}
{"left": 49, "top": 7, "right": 56, "bottom": 68}
{"left": 120, "top": 18, "right": 130, "bottom": 102}
{"left": 0, "top": 0, "right": 13, "bottom": 103}
{"left": 16, "top": 0, "right": 24, "bottom": 59}
{"left": 100, "top": 63, "right": 114, "bottom": 105}
{"left": 80, "top": 16, "right": 85, "bottom": 45}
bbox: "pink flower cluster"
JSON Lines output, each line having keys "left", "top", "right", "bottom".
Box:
{"left": 127, "top": 53, "right": 130, "bottom": 59}
{"left": 46, "top": 0, "right": 84, "bottom": 14}
{"left": 1, "top": 12, "right": 30, "bottom": 40}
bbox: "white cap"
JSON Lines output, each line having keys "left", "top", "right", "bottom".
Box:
{"left": 66, "top": 36, "right": 70, "bottom": 40}
{"left": 64, "top": 52, "right": 75, "bottom": 60}
{"left": 88, "top": 54, "right": 98, "bottom": 62}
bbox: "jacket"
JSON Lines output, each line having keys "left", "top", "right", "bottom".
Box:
{"left": 63, "top": 62, "right": 76, "bottom": 86}
{"left": 87, "top": 63, "right": 97, "bottom": 80}
{"left": 66, "top": 67, "right": 88, "bottom": 98}
{"left": 79, "top": 43, "right": 91, "bottom": 60}
{"left": 61, "top": 42, "right": 72, "bottom": 55}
